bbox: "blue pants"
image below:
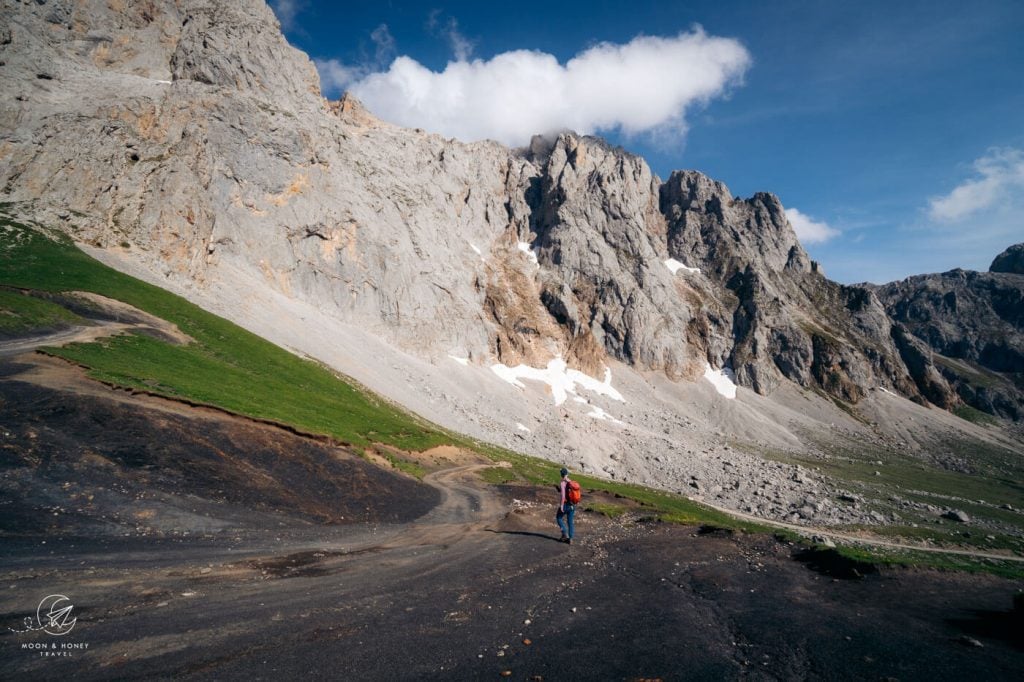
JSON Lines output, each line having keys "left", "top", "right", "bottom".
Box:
{"left": 556, "top": 504, "right": 575, "bottom": 539}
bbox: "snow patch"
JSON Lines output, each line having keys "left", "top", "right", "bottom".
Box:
{"left": 703, "top": 362, "right": 737, "bottom": 399}
{"left": 664, "top": 258, "right": 700, "bottom": 275}
{"left": 877, "top": 387, "right": 896, "bottom": 396}
{"left": 490, "top": 358, "right": 624, "bottom": 406}
{"left": 467, "top": 242, "right": 485, "bottom": 262}
{"left": 586, "top": 405, "right": 626, "bottom": 425}
{"left": 448, "top": 355, "right": 469, "bottom": 366}
{"left": 517, "top": 241, "right": 539, "bottom": 266}
{"left": 516, "top": 422, "right": 531, "bottom": 433}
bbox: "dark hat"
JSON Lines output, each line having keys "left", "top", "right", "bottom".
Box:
{"left": 560, "top": 468, "right": 568, "bottom": 477}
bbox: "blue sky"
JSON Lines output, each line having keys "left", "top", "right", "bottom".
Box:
{"left": 271, "top": 0, "right": 1024, "bottom": 284}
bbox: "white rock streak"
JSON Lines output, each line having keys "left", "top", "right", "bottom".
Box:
{"left": 447, "top": 355, "right": 469, "bottom": 366}
{"left": 664, "top": 258, "right": 700, "bottom": 275}
{"left": 490, "top": 358, "right": 624, "bottom": 406}
{"left": 703, "top": 362, "right": 737, "bottom": 399}
{"left": 516, "top": 422, "right": 531, "bottom": 433}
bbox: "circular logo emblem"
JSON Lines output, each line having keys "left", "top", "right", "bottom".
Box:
{"left": 36, "top": 594, "right": 76, "bottom": 636}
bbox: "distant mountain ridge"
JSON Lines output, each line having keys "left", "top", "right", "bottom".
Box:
{"left": 874, "top": 256, "right": 1024, "bottom": 419}
{"left": 0, "top": 0, "right": 1021, "bottom": 423}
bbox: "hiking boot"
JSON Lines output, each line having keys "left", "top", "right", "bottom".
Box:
{"left": 566, "top": 538, "right": 572, "bottom": 545}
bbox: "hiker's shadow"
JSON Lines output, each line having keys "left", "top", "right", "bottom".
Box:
{"left": 487, "top": 529, "right": 564, "bottom": 543}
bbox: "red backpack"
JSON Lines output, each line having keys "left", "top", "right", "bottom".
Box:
{"left": 565, "top": 479, "right": 582, "bottom": 505}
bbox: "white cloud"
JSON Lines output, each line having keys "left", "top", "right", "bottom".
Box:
{"left": 369, "top": 24, "right": 396, "bottom": 65}
{"left": 319, "top": 28, "right": 749, "bottom": 147}
{"left": 444, "top": 19, "right": 474, "bottom": 62}
{"left": 928, "top": 148, "right": 1024, "bottom": 222}
{"left": 427, "top": 11, "right": 475, "bottom": 61}
{"left": 784, "top": 208, "right": 840, "bottom": 244}
{"left": 270, "top": 0, "right": 305, "bottom": 32}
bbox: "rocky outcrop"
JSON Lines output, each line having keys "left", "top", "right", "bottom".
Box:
{"left": 0, "top": 0, "right": 1009, "bottom": 419}
{"left": 990, "top": 243, "right": 1024, "bottom": 275}
{"left": 876, "top": 267, "right": 1024, "bottom": 419}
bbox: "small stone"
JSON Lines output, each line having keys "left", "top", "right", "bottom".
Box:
{"left": 958, "top": 635, "right": 983, "bottom": 648}
{"left": 500, "top": 671, "right": 512, "bottom": 678}
{"left": 523, "top": 639, "right": 532, "bottom": 645}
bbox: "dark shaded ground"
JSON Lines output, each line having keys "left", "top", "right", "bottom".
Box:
{"left": 1, "top": 353, "right": 1023, "bottom": 680}
{"left": 0, "top": 361, "right": 439, "bottom": 534}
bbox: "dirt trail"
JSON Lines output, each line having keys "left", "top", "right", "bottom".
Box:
{"left": 0, "top": 323, "right": 131, "bottom": 357}
{"left": 0, "top": 290, "right": 191, "bottom": 358}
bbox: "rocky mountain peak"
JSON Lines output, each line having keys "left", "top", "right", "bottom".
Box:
{"left": 990, "top": 243, "right": 1024, "bottom": 275}
{"left": 661, "top": 170, "right": 810, "bottom": 282}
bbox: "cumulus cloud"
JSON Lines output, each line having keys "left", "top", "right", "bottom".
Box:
{"left": 785, "top": 208, "right": 840, "bottom": 245}
{"left": 928, "top": 148, "right": 1024, "bottom": 222}
{"left": 318, "top": 28, "right": 749, "bottom": 147}
{"left": 270, "top": 0, "right": 305, "bottom": 32}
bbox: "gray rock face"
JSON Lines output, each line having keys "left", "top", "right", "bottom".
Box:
{"left": 660, "top": 171, "right": 926, "bottom": 403}
{"left": 876, "top": 268, "right": 1024, "bottom": 419}
{"left": 990, "top": 243, "right": 1024, "bottom": 275}
{"left": 0, "top": 0, "right": 1009, "bottom": 421}
{"left": 528, "top": 135, "right": 702, "bottom": 378}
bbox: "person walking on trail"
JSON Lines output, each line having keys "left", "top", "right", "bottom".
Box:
{"left": 557, "top": 467, "right": 580, "bottom": 544}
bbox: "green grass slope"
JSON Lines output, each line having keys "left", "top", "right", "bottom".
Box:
{"left": 0, "top": 287, "right": 85, "bottom": 337}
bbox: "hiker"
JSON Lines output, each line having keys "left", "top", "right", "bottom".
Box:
{"left": 556, "top": 467, "right": 580, "bottom": 544}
